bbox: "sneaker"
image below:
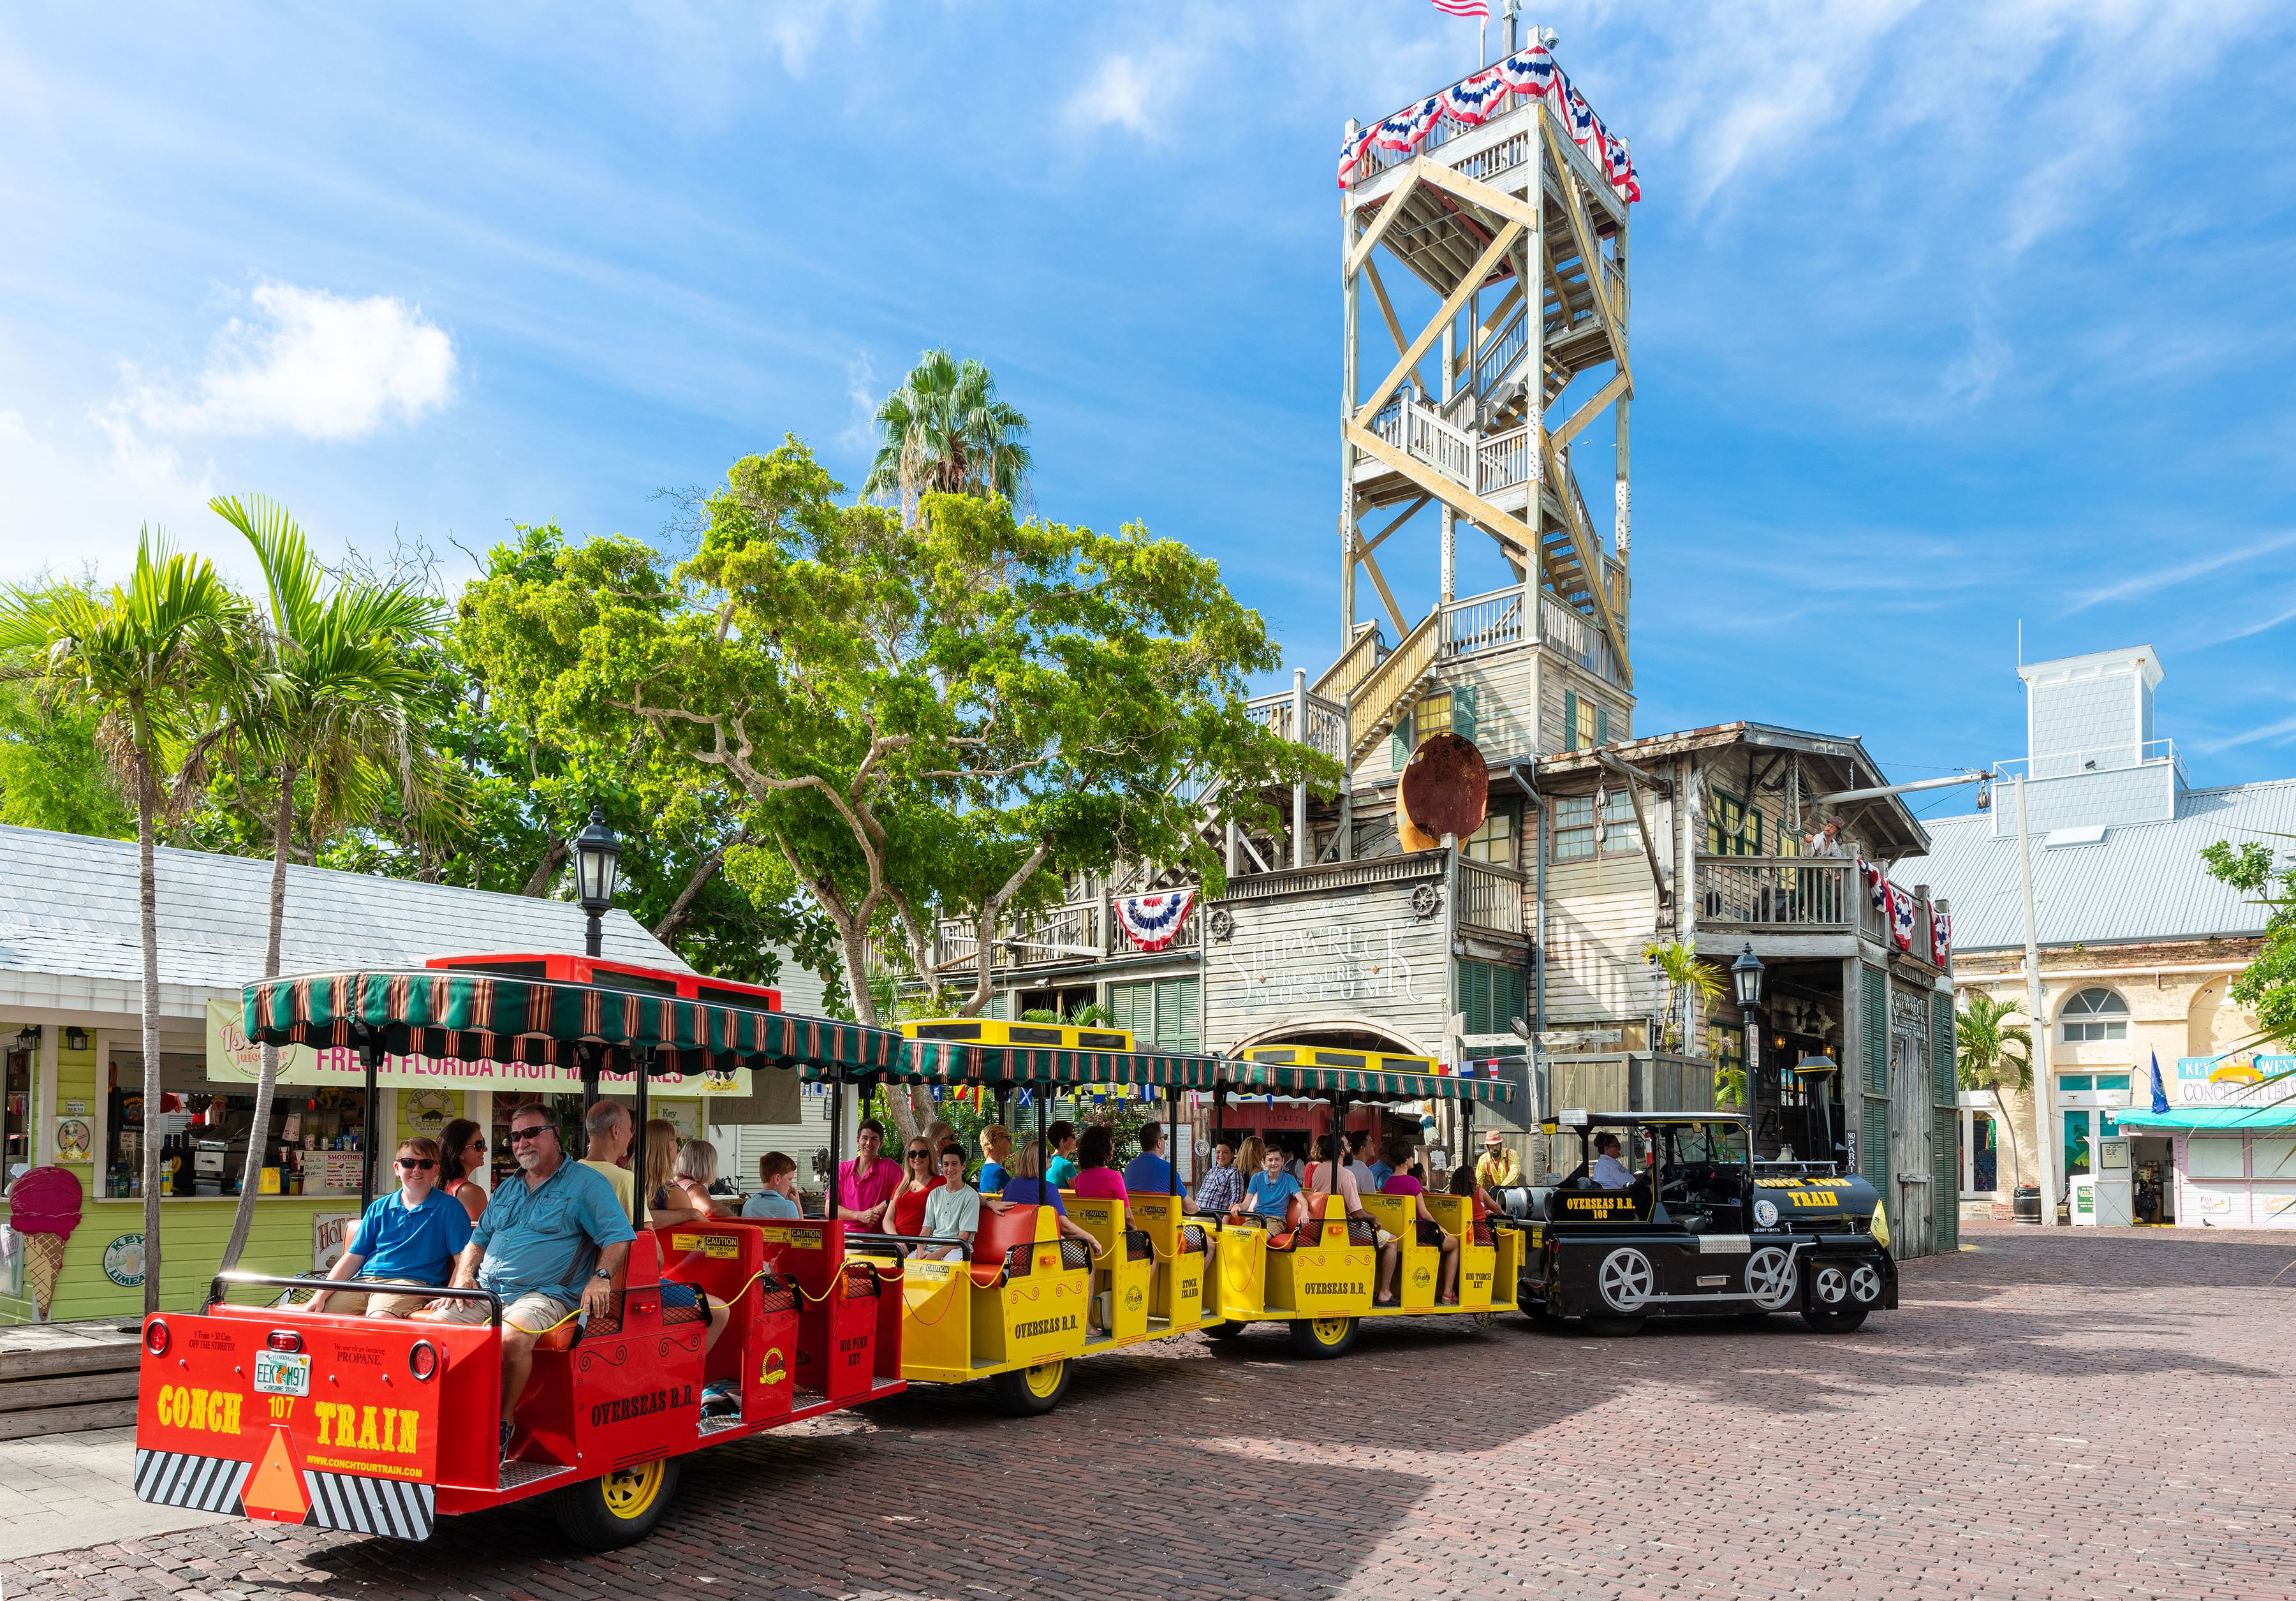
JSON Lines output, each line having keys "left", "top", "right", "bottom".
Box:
{"left": 499, "top": 1420, "right": 516, "bottom": 1459}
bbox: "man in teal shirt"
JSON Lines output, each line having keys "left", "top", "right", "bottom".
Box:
{"left": 430, "top": 1103, "right": 635, "bottom": 1457}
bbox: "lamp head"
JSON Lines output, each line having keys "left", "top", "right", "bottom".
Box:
{"left": 1729, "top": 943, "right": 1765, "bottom": 1008}
{"left": 573, "top": 806, "right": 622, "bottom": 917}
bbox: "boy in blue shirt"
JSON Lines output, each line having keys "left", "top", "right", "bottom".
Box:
{"left": 1232, "top": 1145, "right": 1307, "bottom": 1232}
{"left": 309, "top": 1137, "right": 475, "bottom": 1317}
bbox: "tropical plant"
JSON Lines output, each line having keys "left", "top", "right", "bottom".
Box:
{"left": 2203, "top": 837, "right": 2295, "bottom": 1051}
{"left": 1955, "top": 991, "right": 2031, "bottom": 1188}
{"left": 207, "top": 496, "right": 453, "bottom": 1276}
{"left": 860, "top": 349, "right": 1033, "bottom": 525}
{"left": 0, "top": 533, "right": 255, "bottom": 1312}
{"left": 1640, "top": 939, "right": 1722, "bottom": 1055}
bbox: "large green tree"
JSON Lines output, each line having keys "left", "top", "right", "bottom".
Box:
{"left": 460, "top": 441, "right": 1327, "bottom": 1049}
{"left": 207, "top": 495, "right": 452, "bottom": 1276}
{"left": 0, "top": 535, "right": 257, "bottom": 1313}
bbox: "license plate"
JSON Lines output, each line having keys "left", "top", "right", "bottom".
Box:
{"left": 253, "top": 1350, "right": 310, "bottom": 1397}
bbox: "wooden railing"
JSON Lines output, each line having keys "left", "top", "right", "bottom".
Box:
{"left": 933, "top": 899, "right": 1103, "bottom": 975}
{"left": 1696, "top": 857, "right": 1853, "bottom": 929}
{"left": 1476, "top": 425, "right": 1531, "bottom": 494}
{"left": 1457, "top": 857, "right": 1526, "bottom": 934}
{"left": 1366, "top": 392, "right": 1474, "bottom": 486}
{"left": 1110, "top": 896, "right": 1202, "bottom": 957}
{"left": 1441, "top": 585, "right": 1526, "bottom": 660}
{"left": 1348, "top": 71, "right": 1543, "bottom": 188}
{"left": 1541, "top": 594, "right": 1621, "bottom": 687}
{"left": 1472, "top": 305, "right": 1530, "bottom": 397}
{"left": 1312, "top": 622, "right": 1388, "bottom": 703}
{"left": 1247, "top": 686, "right": 1347, "bottom": 762}
{"left": 1346, "top": 607, "right": 1443, "bottom": 755}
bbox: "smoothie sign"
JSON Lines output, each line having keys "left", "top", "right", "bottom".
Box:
{"left": 205, "top": 999, "right": 749, "bottom": 1096}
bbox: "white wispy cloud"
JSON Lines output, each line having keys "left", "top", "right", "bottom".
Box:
{"left": 2065, "top": 532, "right": 2296, "bottom": 613}
{"left": 113, "top": 281, "right": 457, "bottom": 443}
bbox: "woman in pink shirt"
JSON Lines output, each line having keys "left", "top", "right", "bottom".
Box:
{"left": 1380, "top": 1139, "right": 1459, "bottom": 1304}
{"left": 1305, "top": 1133, "right": 1399, "bottom": 1304}
{"left": 1070, "top": 1125, "right": 1131, "bottom": 1227}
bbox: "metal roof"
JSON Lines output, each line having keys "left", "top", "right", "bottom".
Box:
{"left": 0, "top": 823, "right": 683, "bottom": 1021}
{"left": 1915, "top": 778, "right": 2296, "bottom": 952}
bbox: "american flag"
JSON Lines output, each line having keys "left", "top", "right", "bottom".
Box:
{"left": 1431, "top": 0, "right": 1489, "bottom": 16}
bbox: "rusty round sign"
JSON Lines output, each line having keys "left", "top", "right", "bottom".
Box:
{"left": 1397, "top": 732, "right": 1489, "bottom": 851}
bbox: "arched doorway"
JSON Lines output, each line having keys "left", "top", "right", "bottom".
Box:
{"left": 1226, "top": 1016, "right": 1432, "bottom": 1058}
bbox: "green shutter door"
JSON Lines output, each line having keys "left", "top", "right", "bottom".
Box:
{"left": 1562, "top": 690, "right": 1578, "bottom": 751}
{"left": 1931, "top": 989, "right": 1959, "bottom": 1251}
{"left": 1500, "top": 965, "right": 1526, "bottom": 1035}
{"left": 1861, "top": 968, "right": 1888, "bottom": 1095}
{"left": 1392, "top": 725, "right": 1412, "bottom": 769}
{"left": 1595, "top": 705, "right": 1609, "bottom": 747}
{"left": 1451, "top": 682, "right": 1479, "bottom": 745}
{"left": 1862, "top": 1101, "right": 1890, "bottom": 1192}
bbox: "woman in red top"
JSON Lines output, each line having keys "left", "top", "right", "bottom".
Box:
{"left": 887, "top": 1136, "right": 943, "bottom": 1236}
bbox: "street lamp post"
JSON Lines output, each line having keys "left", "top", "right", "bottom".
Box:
{"left": 1731, "top": 943, "right": 1765, "bottom": 1108}
{"left": 573, "top": 807, "right": 622, "bottom": 960}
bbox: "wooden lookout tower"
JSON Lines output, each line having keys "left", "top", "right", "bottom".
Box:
{"left": 1327, "top": 22, "right": 1639, "bottom": 769}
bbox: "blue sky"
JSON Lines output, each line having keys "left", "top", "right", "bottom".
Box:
{"left": 4, "top": 2, "right": 2293, "bottom": 830}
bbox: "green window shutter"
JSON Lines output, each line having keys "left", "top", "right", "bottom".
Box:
{"left": 1500, "top": 965, "right": 1526, "bottom": 1035}
{"left": 1392, "top": 725, "right": 1411, "bottom": 770}
{"left": 1153, "top": 979, "right": 1182, "bottom": 1051}
{"left": 1172, "top": 976, "right": 1200, "bottom": 1052}
{"left": 1932, "top": 1109, "right": 1959, "bottom": 1250}
{"left": 1562, "top": 690, "right": 1578, "bottom": 752}
{"left": 1861, "top": 966, "right": 1888, "bottom": 1095}
{"left": 1931, "top": 991, "right": 1957, "bottom": 1106}
{"left": 1594, "top": 705, "right": 1608, "bottom": 747}
{"left": 1451, "top": 682, "right": 1479, "bottom": 745}
{"left": 1110, "top": 982, "right": 1142, "bottom": 1039}
{"left": 1861, "top": 1101, "right": 1890, "bottom": 1191}
{"left": 1457, "top": 961, "right": 1492, "bottom": 1038}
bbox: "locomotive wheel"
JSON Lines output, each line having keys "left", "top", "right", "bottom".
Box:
{"left": 1800, "top": 1308, "right": 1869, "bottom": 1334}
{"left": 992, "top": 1357, "right": 1071, "bottom": 1416}
{"left": 1288, "top": 1316, "right": 1358, "bottom": 1359}
{"left": 554, "top": 1455, "right": 680, "bottom": 1551}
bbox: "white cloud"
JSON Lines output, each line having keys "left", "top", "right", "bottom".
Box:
{"left": 117, "top": 281, "right": 457, "bottom": 443}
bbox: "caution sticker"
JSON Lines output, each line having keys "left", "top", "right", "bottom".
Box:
{"left": 670, "top": 1232, "right": 740, "bottom": 1258}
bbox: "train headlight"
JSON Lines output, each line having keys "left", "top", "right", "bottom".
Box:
{"left": 144, "top": 1318, "right": 170, "bottom": 1357}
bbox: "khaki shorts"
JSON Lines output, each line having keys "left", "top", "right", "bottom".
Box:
{"left": 425, "top": 1290, "right": 579, "bottom": 1336}
{"left": 318, "top": 1277, "right": 434, "bottom": 1318}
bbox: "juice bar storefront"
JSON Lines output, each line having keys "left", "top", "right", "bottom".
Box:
{"left": 20, "top": 1002, "right": 744, "bottom": 1324}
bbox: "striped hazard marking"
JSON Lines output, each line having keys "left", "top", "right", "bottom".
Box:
{"left": 133, "top": 1449, "right": 251, "bottom": 1514}
{"left": 302, "top": 1469, "right": 436, "bottom": 1541}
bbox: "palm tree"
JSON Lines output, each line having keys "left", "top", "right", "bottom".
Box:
{"left": 1640, "top": 939, "right": 1722, "bottom": 1054}
{"left": 1955, "top": 991, "right": 2031, "bottom": 1194}
{"left": 0, "top": 535, "right": 253, "bottom": 1313}
{"left": 208, "top": 496, "right": 450, "bottom": 1276}
{"left": 861, "top": 350, "right": 1033, "bottom": 525}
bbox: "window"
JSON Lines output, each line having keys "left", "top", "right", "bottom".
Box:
{"left": 1704, "top": 788, "right": 1763, "bottom": 857}
{"left": 1455, "top": 959, "right": 1527, "bottom": 1038}
{"left": 2060, "top": 988, "right": 2129, "bottom": 1043}
{"left": 1107, "top": 977, "right": 1200, "bottom": 1052}
{"left": 1415, "top": 692, "right": 1452, "bottom": 747}
{"left": 1599, "top": 788, "right": 1638, "bottom": 854}
{"left": 1551, "top": 795, "right": 1595, "bottom": 862}
{"left": 1559, "top": 690, "right": 1607, "bottom": 752}
{"left": 1463, "top": 804, "right": 1517, "bottom": 867}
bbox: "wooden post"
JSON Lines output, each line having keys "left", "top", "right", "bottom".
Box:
{"left": 1340, "top": 119, "right": 1362, "bottom": 644}
{"left": 1339, "top": 693, "right": 1355, "bottom": 863}
{"left": 1291, "top": 668, "right": 1309, "bottom": 869}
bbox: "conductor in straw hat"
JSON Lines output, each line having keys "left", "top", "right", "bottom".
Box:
{"left": 1803, "top": 816, "right": 1848, "bottom": 857}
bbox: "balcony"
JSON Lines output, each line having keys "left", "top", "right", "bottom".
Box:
{"left": 926, "top": 890, "right": 1202, "bottom": 979}
{"left": 1458, "top": 857, "right": 1526, "bottom": 936}
{"left": 1693, "top": 857, "right": 1943, "bottom": 969}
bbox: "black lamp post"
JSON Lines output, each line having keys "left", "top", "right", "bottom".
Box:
{"left": 1730, "top": 943, "right": 1765, "bottom": 1103}
{"left": 573, "top": 806, "right": 622, "bottom": 959}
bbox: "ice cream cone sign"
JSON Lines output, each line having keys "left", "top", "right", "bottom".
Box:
{"left": 5, "top": 1167, "right": 84, "bottom": 1320}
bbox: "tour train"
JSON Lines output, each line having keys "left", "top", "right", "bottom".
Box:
{"left": 131, "top": 954, "right": 1886, "bottom": 1549}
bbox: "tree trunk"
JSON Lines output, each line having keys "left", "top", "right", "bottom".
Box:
{"left": 135, "top": 757, "right": 164, "bottom": 1317}
{"left": 219, "top": 767, "right": 295, "bottom": 1276}
{"left": 1991, "top": 1086, "right": 2024, "bottom": 1202}
{"left": 652, "top": 843, "right": 730, "bottom": 943}
{"left": 520, "top": 836, "right": 567, "bottom": 897}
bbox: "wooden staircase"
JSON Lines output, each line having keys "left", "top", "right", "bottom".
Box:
{"left": 0, "top": 1320, "right": 141, "bottom": 1440}
{"left": 1339, "top": 608, "right": 1443, "bottom": 765}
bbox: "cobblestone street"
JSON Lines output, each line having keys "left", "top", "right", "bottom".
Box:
{"left": 9, "top": 1223, "right": 2294, "bottom": 1601}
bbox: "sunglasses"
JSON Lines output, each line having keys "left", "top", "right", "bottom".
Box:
{"left": 906, "top": 1149, "right": 931, "bottom": 1159}
{"left": 507, "top": 1125, "right": 552, "bottom": 1143}
{"left": 465, "top": 1139, "right": 487, "bottom": 1152}
{"left": 396, "top": 1157, "right": 436, "bottom": 1170}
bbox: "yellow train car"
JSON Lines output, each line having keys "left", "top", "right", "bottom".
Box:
{"left": 899, "top": 1016, "right": 1133, "bottom": 1052}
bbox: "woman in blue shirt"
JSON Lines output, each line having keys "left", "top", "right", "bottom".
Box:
{"left": 308, "top": 1137, "right": 474, "bottom": 1317}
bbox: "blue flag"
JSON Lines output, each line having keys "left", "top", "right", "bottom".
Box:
{"left": 2149, "top": 1051, "right": 2170, "bottom": 1115}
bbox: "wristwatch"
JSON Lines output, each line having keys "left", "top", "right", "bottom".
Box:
{"left": 592, "top": 1267, "right": 613, "bottom": 1282}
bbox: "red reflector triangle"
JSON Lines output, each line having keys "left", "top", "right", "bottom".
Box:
{"left": 240, "top": 1427, "right": 308, "bottom": 1522}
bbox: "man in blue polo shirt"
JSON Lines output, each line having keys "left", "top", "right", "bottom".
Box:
{"left": 309, "top": 1136, "right": 473, "bottom": 1317}
{"left": 429, "top": 1102, "right": 636, "bottom": 1457}
{"left": 1122, "top": 1121, "right": 1176, "bottom": 1196}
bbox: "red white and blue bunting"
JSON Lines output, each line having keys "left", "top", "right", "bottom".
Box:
{"left": 1114, "top": 889, "right": 1196, "bottom": 953}
{"left": 1931, "top": 907, "right": 1953, "bottom": 970}
{"left": 1856, "top": 857, "right": 1917, "bottom": 954}
{"left": 1338, "top": 43, "right": 1640, "bottom": 202}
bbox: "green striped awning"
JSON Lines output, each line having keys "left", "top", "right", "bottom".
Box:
{"left": 244, "top": 970, "right": 904, "bottom": 1077}
{"left": 897, "top": 1040, "right": 1513, "bottom": 1104}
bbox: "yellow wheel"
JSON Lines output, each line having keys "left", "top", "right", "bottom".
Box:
{"left": 554, "top": 1454, "right": 680, "bottom": 1550}
{"left": 1287, "top": 1315, "right": 1358, "bottom": 1359}
{"left": 991, "top": 1356, "right": 1071, "bottom": 1416}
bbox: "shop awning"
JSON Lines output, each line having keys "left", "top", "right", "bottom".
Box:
{"left": 898, "top": 1040, "right": 1515, "bottom": 1103}
{"left": 244, "top": 969, "right": 905, "bottom": 1078}
{"left": 2114, "top": 1102, "right": 2296, "bottom": 1133}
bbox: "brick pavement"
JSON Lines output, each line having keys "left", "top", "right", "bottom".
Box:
{"left": 6, "top": 1223, "right": 2295, "bottom": 1600}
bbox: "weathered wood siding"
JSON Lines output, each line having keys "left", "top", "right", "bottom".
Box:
{"left": 1205, "top": 856, "right": 1452, "bottom": 1054}
{"left": 1542, "top": 848, "right": 1657, "bottom": 1022}
{"left": 1539, "top": 661, "right": 1631, "bottom": 755}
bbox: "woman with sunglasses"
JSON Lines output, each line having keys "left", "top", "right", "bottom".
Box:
{"left": 438, "top": 1118, "right": 490, "bottom": 1223}
{"left": 307, "top": 1136, "right": 475, "bottom": 1317}
{"left": 885, "top": 1137, "right": 944, "bottom": 1237}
